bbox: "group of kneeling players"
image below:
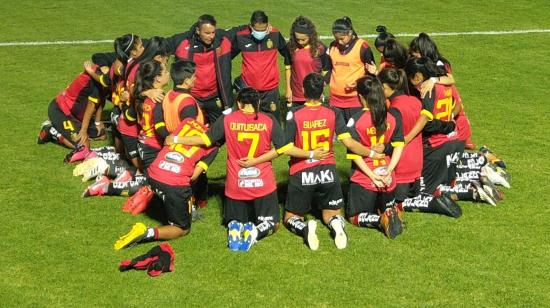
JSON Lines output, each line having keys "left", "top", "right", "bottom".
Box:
{"left": 37, "top": 11, "right": 511, "bottom": 252}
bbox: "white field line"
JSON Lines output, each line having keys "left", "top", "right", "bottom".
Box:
{"left": 1, "top": 29, "right": 550, "bottom": 47}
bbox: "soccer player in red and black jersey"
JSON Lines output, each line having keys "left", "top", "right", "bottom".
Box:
{"left": 284, "top": 16, "right": 328, "bottom": 106}
{"left": 374, "top": 26, "right": 395, "bottom": 71}
{"left": 38, "top": 61, "right": 109, "bottom": 161}
{"left": 405, "top": 58, "right": 501, "bottom": 205}
{"left": 345, "top": 76, "right": 405, "bottom": 239}
{"left": 167, "top": 88, "right": 327, "bottom": 252}
{"left": 231, "top": 10, "right": 290, "bottom": 120}
{"left": 379, "top": 68, "right": 462, "bottom": 218}
{"left": 113, "top": 118, "right": 218, "bottom": 250}
{"left": 166, "top": 14, "right": 237, "bottom": 124}
{"left": 326, "top": 17, "right": 376, "bottom": 122}
{"left": 283, "top": 73, "right": 377, "bottom": 250}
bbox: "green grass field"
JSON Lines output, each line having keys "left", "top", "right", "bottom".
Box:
{"left": 1, "top": 0, "right": 550, "bottom": 306}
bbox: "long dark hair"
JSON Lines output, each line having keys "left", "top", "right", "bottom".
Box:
{"left": 383, "top": 39, "right": 408, "bottom": 69}
{"left": 404, "top": 57, "right": 439, "bottom": 80}
{"left": 332, "top": 16, "right": 357, "bottom": 37}
{"left": 133, "top": 60, "right": 163, "bottom": 117}
{"left": 374, "top": 25, "right": 395, "bottom": 50}
{"left": 114, "top": 33, "right": 141, "bottom": 62}
{"left": 409, "top": 33, "right": 451, "bottom": 69}
{"left": 288, "top": 16, "right": 321, "bottom": 58}
{"left": 237, "top": 87, "right": 261, "bottom": 120}
{"left": 356, "top": 76, "right": 387, "bottom": 137}
{"left": 378, "top": 68, "right": 409, "bottom": 95}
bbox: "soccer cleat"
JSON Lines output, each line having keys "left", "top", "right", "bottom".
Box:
{"left": 304, "top": 220, "right": 319, "bottom": 251}
{"left": 191, "top": 204, "right": 204, "bottom": 222}
{"left": 114, "top": 222, "right": 147, "bottom": 251}
{"left": 37, "top": 120, "right": 53, "bottom": 144}
{"left": 227, "top": 220, "right": 243, "bottom": 252}
{"left": 122, "top": 185, "right": 153, "bottom": 215}
{"left": 481, "top": 164, "right": 510, "bottom": 188}
{"left": 113, "top": 170, "right": 133, "bottom": 183}
{"left": 239, "top": 222, "right": 257, "bottom": 252}
{"left": 73, "top": 157, "right": 98, "bottom": 177}
{"left": 486, "top": 163, "right": 511, "bottom": 183}
{"left": 82, "top": 176, "right": 110, "bottom": 197}
{"left": 480, "top": 176, "right": 504, "bottom": 202}
{"left": 81, "top": 158, "right": 109, "bottom": 182}
{"left": 64, "top": 145, "right": 93, "bottom": 163}
{"left": 394, "top": 204, "right": 405, "bottom": 234}
{"left": 472, "top": 182, "right": 497, "bottom": 206}
{"left": 379, "top": 208, "right": 401, "bottom": 239}
{"left": 479, "top": 146, "right": 506, "bottom": 169}
{"left": 330, "top": 217, "right": 348, "bottom": 249}
{"left": 433, "top": 194, "right": 462, "bottom": 218}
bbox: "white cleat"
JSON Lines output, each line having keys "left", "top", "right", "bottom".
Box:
{"left": 81, "top": 158, "right": 109, "bottom": 182}
{"left": 331, "top": 218, "right": 348, "bottom": 249}
{"left": 481, "top": 165, "right": 510, "bottom": 189}
{"left": 305, "top": 220, "right": 319, "bottom": 251}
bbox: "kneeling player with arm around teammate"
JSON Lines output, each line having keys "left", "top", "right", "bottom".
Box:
{"left": 167, "top": 88, "right": 328, "bottom": 252}
{"left": 113, "top": 117, "right": 218, "bottom": 250}
{"left": 345, "top": 76, "right": 405, "bottom": 239}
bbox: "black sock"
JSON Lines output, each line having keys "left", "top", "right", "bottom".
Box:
{"left": 286, "top": 216, "right": 307, "bottom": 237}
{"left": 107, "top": 178, "right": 146, "bottom": 196}
{"left": 353, "top": 213, "right": 380, "bottom": 228}
{"left": 255, "top": 220, "right": 275, "bottom": 240}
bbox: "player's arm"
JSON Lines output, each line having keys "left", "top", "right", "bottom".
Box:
{"left": 191, "top": 147, "right": 219, "bottom": 182}
{"left": 386, "top": 110, "right": 405, "bottom": 174}
{"left": 351, "top": 156, "right": 385, "bottom": 188}
{"left": 94, "top": 99, "right": 105, "bottom": 135}
{"left": 77, "top": 97, "right": 98, "bottom": 147}
{"left": 153, "top": 103, "right": 169, "bottom": 139}
{"left": 284, "top": 50, "right": 292, "bottom": 104}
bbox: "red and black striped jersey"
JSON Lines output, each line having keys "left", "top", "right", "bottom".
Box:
{"left": 388, "top": 93, "right": 423, "bottom": 183}
{"left": 287, "top": 43, "right": 328, "bottom": 102}
{"left": 203, "top": 109, "right": 292, "bottom": 200}
{"left": 347, "top": 109, "right": 404, "bottom": 191}
{"left": 233, "top": 27, "right": 290, "bottom": 91}
{"left": 285, "top": 102, "right": 349, "bottom": 175}
{"left": 56, "top": 69, "right": 102, "bottom": 121}
{"left": 148, "top": 118, "right": 218, "bottom": 187}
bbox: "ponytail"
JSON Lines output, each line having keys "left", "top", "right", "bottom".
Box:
{"left": 356, "top": 76, "right": 387, "bottom": 137}
{"left": 374, "top": 25, "right": 395, "bottom": 49}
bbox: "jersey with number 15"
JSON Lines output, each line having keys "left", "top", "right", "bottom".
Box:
{"left": 203, "top": 109, "right": 293, "bottom": 200}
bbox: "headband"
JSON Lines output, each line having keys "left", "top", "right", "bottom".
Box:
{"left": 124, "top": 34, "right": 134, "bottom": 53}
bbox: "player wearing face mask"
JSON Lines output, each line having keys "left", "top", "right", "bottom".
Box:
{"left": 231, "top": 10, "right": 291, "bottom": 121}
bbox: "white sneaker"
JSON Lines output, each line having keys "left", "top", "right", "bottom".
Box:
{"left": 473, "top": 182, "right": 497, "bottom": 206}
{"left": 481, "top": 165, "right": 510, "bottom": 188}
{"left": 330, "top": 217, "right": 348, "bottom": 249}
{"left": 81, "top": 158, "right": 109, "bottom": 182}
{"left": 73, "top": 158, "right": 97, "bottom": 177}
{"left": 305, "top": 220, "right": 319, "bottom": 251}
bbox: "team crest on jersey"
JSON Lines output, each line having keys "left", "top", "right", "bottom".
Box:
{"left": 267, "top": 39, "right": 273, "bottom": 49}
{"left": 238, "top": 167, "right": 261, "bottom": 178}
{"left": 165, "top": 151, "right": 184, "bottom": 163}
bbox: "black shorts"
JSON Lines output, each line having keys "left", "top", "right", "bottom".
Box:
{"left": 258, "top": 88, "right": 280, "bottom": 121}
{"left": 138, "top": 142, "right": 160, "bottom": 170}
{"left": 196, "top": 95, "right": 224, "bottom": 125}
{"left": 335, "top": 106, "right": 363, "bottom": 123}
{"left": 346, "top": 182, "right": 395, "bottom": 218}
{"left": 394, "top": 180, "right": 421, "bottom": 203}
{"left": 48, "top": 99, "right": 100, "bottom": 142}
{"left": 223, "top": 191, "right": 280, "bottom": 225}
{"left": 149, "top": 177, "right": 192, "bottom": 230}
{"left": 421, "top": 140, "right": 463, "bottom": 194}
{"left": 285, "top": 164, "right": 344, "bottom": 215}
{"left": 120, "top": 133, "right": 139, "bottom": 158}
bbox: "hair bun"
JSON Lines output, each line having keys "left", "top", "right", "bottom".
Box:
{"left": 376, "top": 25, "right": 387, "bottom": 33}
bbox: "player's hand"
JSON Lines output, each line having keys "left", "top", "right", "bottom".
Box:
{"left": 237, "top": 157, "right": 257, "bottom": 168}
{"left": 370, "top": 174, "right": 385, "bottom": 188}
{"left": 420, "top": 79, "right": 435, "bottom": 98}
{"left": 365, "top": 61, "right": 378, "bottom": 75}
{"left": 83, "top": 60, "right": 94, "bottom": 74}
{"left": 312, "top": 148, "right": 330, "bottom": 160}
{"left": 142, "top": 88, "right": 164, "bottom": 103}
{"left": 372, "top": 143, "right": 385, "bottom": 154}
{"left": 120, "top": 91, "right": 129, "bottom": 102}
{"left": 165, "top": 134, "right": 176, "bottom": 145}
{"left": 77, "top": 130, "right": 89, "bottom": 147}
{"left": 285, "top": 88, "right": 292, "bottom": 105}
{"left": 373, "top": 152, "right": 385, "bottom": 160}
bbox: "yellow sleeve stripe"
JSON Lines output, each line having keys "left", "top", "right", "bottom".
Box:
{"left": 197, "top": 161, "right": 209, "bottom": 172}
{"left": 337, "top": 132, "right": 351, "bottom": 141}
{"left": 276, "top": 142, "right": 294, "bottom": 155}
{"left": 285, "top": 65, "right": 291, "bottom": 70}
{"left": 391, "top": 141, "right": 405, "bottom": 148}
{"left": 154, "top": 122, "right": 166, "bottom": 129}
{"left": 99, "top": 75, "right": 108, "bottom": 88}
{"left": 346, "top": 154, "right": 361, "bottom": 160}
{"left": 421, "top": 109, "right": 433, "bottom": 120}
{"left": 88, "top": 96, "right": 98, "bottom": 104}
{"left": 125, "top": 109, "right": 136, "bottom": 121}
{"left": 200, "top": 133, "right": 212, "bottom": 147}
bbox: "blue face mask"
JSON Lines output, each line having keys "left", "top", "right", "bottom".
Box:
{"left": 251, "top": 29, "right": 268, "bottom": 41}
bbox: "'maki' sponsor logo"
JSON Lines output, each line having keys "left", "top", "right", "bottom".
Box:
{"left": 165, "top": 151, "right": 184, "bottom": 163}
{"left": 238, "top": 167, "right": 260, "bottom": 178}
{"left": 301, "top": 170, "right": 334, "bottom": 186}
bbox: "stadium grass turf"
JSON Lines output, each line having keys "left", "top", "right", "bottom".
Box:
{"left": 1, "top": 1, "right": 549, "bottom": 306}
